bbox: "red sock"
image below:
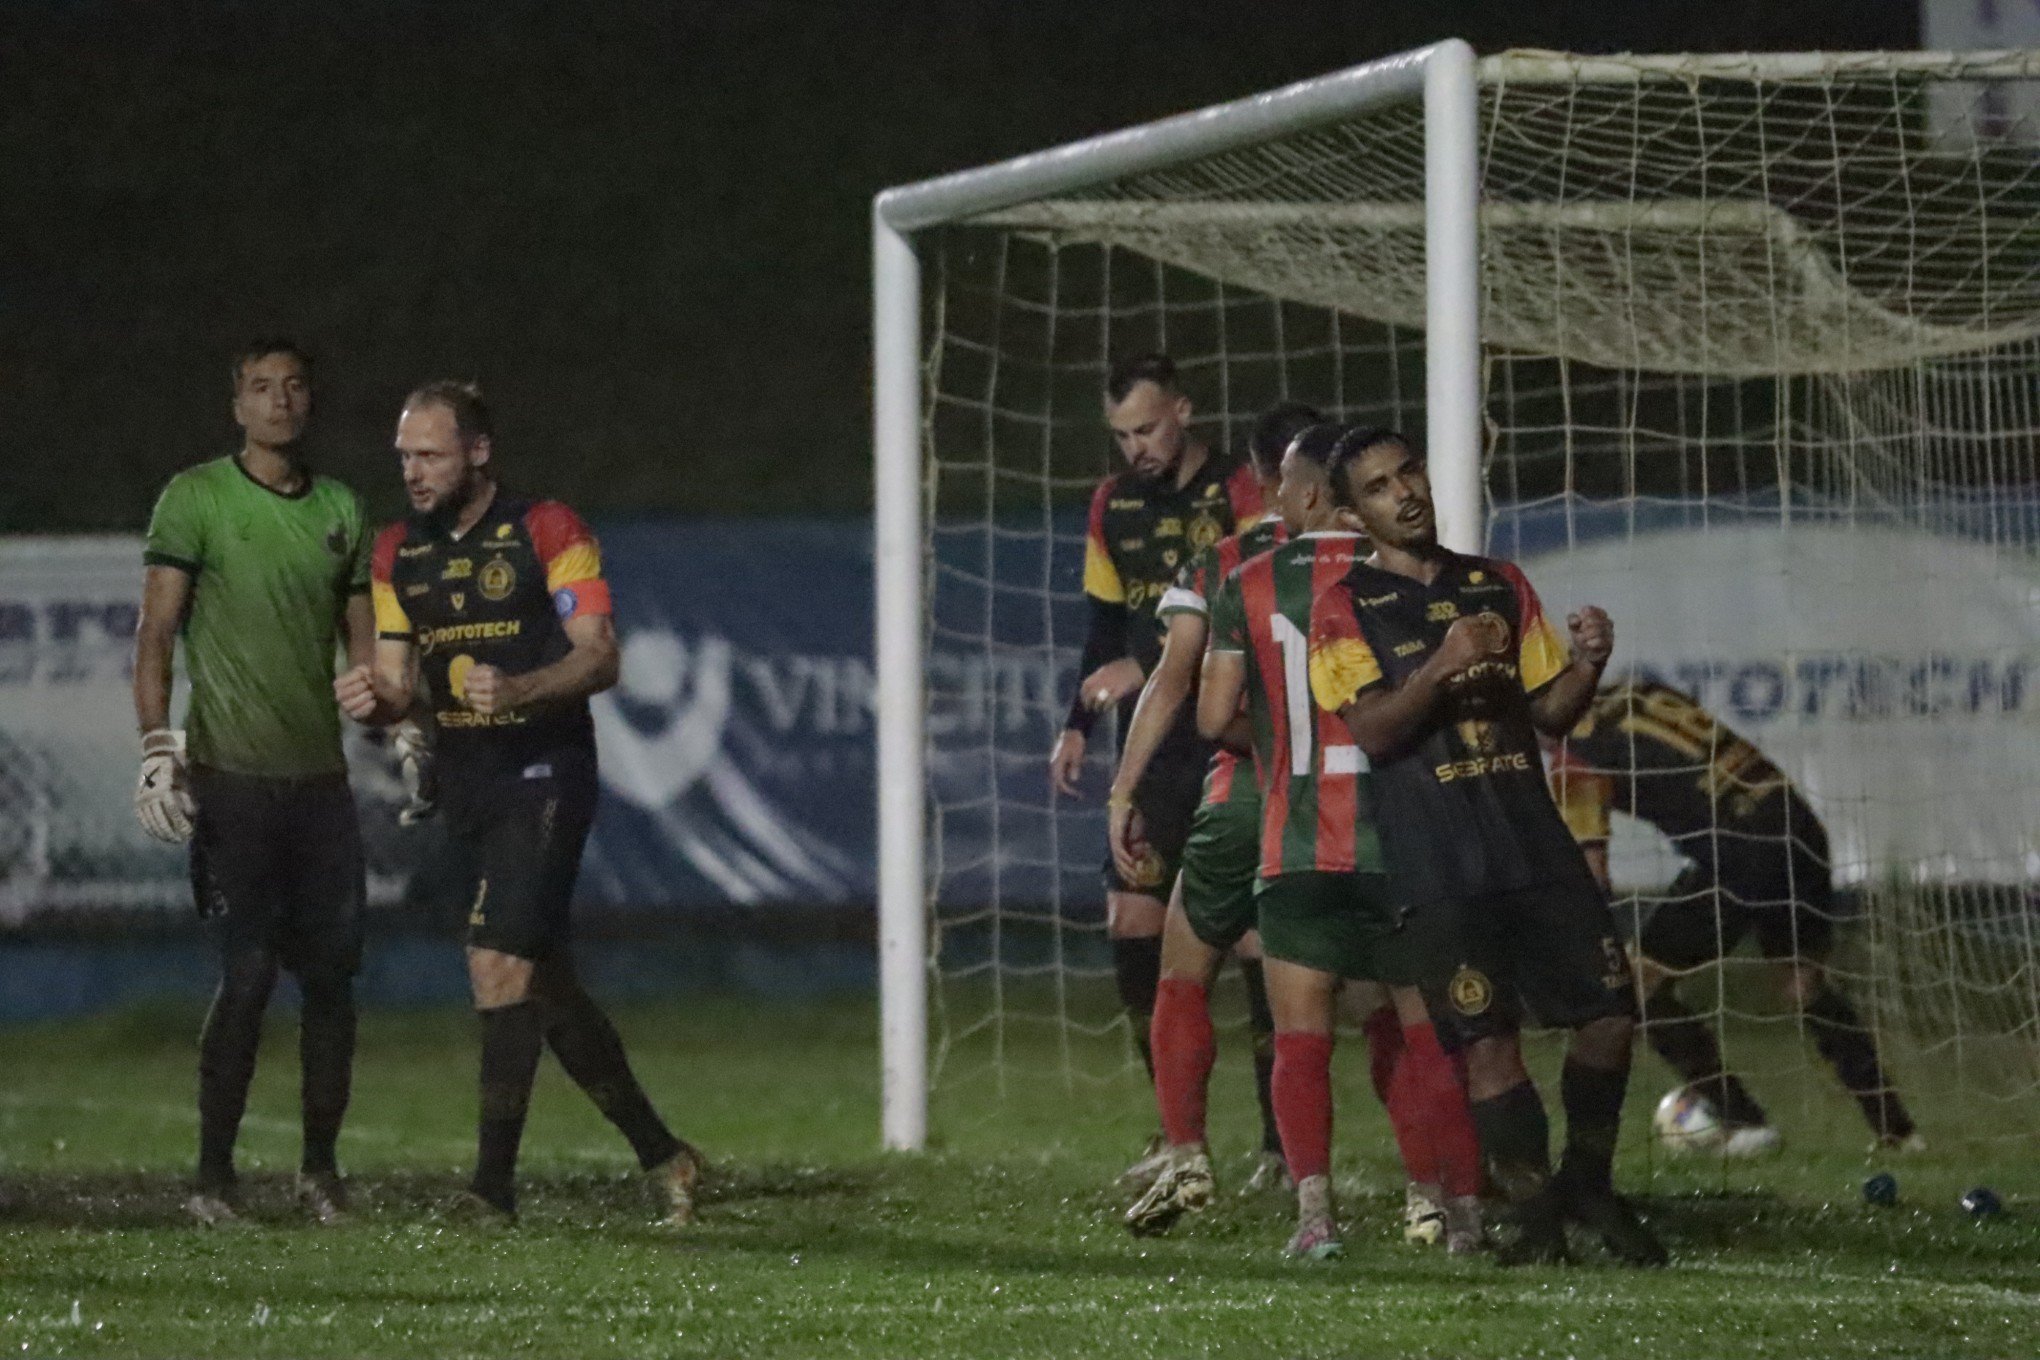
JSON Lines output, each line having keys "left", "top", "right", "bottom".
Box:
{"left": 1151, "top": 978, "right": 1215, "bottom": 1147}
{"left": 1271, "top": 1030, "right": 1335, "bottom": 1181}
{"left": 1362, "top": 1004, "right": 1402, "bottom": 1108}
{"left": 1397, "top": 1020, "right": 1484, "bottom": 1198}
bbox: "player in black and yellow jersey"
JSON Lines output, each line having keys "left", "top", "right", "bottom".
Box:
{"left": 1551, "top": 678, "right": 1919, "bottom": 1153}
{"left": 1045, "top": 354, "right": 1261, "bottom": 1180}
{"left": 1307, "top": 430, "right": 1662, "bottom": 1267}
{"left": 335, "top": 381, "right": 701, "bottom": 1225}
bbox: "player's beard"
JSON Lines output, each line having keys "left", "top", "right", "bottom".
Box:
{"left": 420, "top": 468, "right": 485, "bottom": 534}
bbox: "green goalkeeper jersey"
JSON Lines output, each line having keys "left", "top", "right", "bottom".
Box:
{"left": 144, "top": 455, "right": 372, "bottom": 778}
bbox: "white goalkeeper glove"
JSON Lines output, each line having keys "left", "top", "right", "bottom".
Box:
{"left": 393, "top": 720, "right": 437, "bottom": 825}
{"left": 135, "top": 728, "right": 196, "bottom": 843}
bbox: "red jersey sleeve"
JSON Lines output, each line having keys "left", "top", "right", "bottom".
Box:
{"left": 1307, "top": 581, "right": 1385, "bottom": 712}
{"left": 524, "top": 501, "right": 613, "bottom": 621}
{"left": 1082, "top": 478, "right": 1125, "bottom": 603}
{"left": 1224, "top": 460, "right": 1264, "bottom": 528}
{"left": 1498, "top": 560, "right": 1569, "bottom": 693}
{"left": 369, "top": 523, "right": 413, "bottom": 639}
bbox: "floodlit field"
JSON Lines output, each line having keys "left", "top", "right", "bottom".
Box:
{"left": 4, "top": 994, "right": 2037, "bottom": 1359}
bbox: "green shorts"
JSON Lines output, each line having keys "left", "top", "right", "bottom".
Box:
{"left": 1179, "top": 777, "right": 1261, "bottom": 951}
{"left": 1255, "top": 870, "right": 1441, "bottom": 986}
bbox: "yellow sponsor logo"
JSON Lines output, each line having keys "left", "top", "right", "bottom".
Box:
{"left": 1355, "top": 591, "right": 1398, "bottom": 607}
{"left": 450, "top": 592, "right": 465, "bottom": 612}
{"left": 447, "top": 653, "right": 475, "bottom": 703}
{"left": 437, "top": 709, "right": 525, "bottom": 728}
{"left": 1154, "top": 517, "right": 1183, "bottom": 539}
{"left": 1426, "top": 599, "right": 1460, "bottom": 622}
{"left": 1433, "top": 751, "right": 1534, "bottom": 783}
{"left": 442, "top": 558, "right": 473, "bottom": 580}
{"left": 1449, "top": 966, "right": 1492, "bottom": 1016}
{"left": 1109, "top": 497, "right": 1145, "bottom": 510}
{"left": 479, "top": 556, "right": 516, "bottom": 602}
{"left": 422, "top": 619, "right": 522, "bottom": 649}
{"left": 1393, "top": 639, "right": 1427, "bottom": 657}
{"left": 404, "top": 583, "right": 429, "bottom": 598}
{"left": 495, "top": 522, "right": 514, "bottom": 539}
{"left": 1468, "top": 570, "right": 1485, "bottom": 584}
{"left": 398, "top": 543, "right": 432, "bottom": 558}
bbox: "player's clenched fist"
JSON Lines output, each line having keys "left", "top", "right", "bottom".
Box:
{"left": 1426, "top": 615, "right": 1489, "bottom": 682}
{"left": 1567, "top": 605, "right": 1613, "bottom": 669}
{"left": 464, "top": 663, "right": 516, "bottom": 716}
{"left": 334, "top": 664, "right": 380, "bottom": 722}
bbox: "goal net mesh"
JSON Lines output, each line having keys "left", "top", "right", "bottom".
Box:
{"left": 918, "top": 51, "right": 2040, "bottom": 1150}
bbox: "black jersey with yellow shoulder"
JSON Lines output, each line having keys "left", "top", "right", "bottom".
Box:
{"left": 370, "top": 492, "right": 611, "bottom": 774}
{"left": 1550, "top": 678, "right": 1817, "bottom": 850}
{"left": 1308, "top": 551, "right": 1591, "bottom": 902}
{"left": 1082, "top": 453, "right": 1262, "bottom": 676}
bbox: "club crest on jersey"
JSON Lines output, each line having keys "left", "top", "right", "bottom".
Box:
{"left": 1449, "top": 966, "right": 1493, "bottom": 1016}
{"left": 479, "top": 556, "right": 516, "bottom": 601}
{"left": 1187, "top": 512, "right": 1223, "bottom": 552}
{"left": 325, "top": 523, "right": 348, "bottom": 557}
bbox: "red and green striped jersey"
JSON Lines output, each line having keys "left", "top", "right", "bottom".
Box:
{"left": 1208, "top": 532, "right": 1380, "bottom": 877}
{"left": 1159, "top": 517, "right": 1285, "bottom": 809}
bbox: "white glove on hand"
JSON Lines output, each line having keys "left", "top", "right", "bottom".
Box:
{"left": 393, "top": 720, "right": 437, "bottom": 826}
{"left": 135, "top": 728, "right": 196, "bottom": 843}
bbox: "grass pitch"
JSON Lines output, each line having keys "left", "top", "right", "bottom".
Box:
{"left": 3, "top": 992, "right": 2037, "bottom": 1359}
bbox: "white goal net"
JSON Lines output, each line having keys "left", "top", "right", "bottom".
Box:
{"left": 884, "top": 47, "right": 2040, "bottom": 1150}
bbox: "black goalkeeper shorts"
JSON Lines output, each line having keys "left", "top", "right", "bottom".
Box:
{"left": 1633, "top": 850, "right": 1838, "bottom": 974}
{"left": 188, "top": 766, "right": 365, "bottom": 976}
{"left": 443, "top": 748, "right": 598, "bottom": 961}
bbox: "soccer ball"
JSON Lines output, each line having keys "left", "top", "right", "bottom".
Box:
{"left": 1652, "top": 1085, "right": 1725, "bottom": 1154}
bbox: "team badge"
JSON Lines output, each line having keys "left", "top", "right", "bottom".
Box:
{"left": 1186, "top": 512, "right": 1223, "bottom": 552}
{"left": 1448, "top": 966, "right": 1493, "bottom": 1016}
{"left": 325, "top": 523, "right": 348, "bottom": 557}
{"left": 1131, "top": 846, "right": 1167, "bottom": 889}
{"left": 479, "top": 556, "right": 516, "bottom": 601}
{"left": 1472, "top": 611, "right": 1512, "bottom": 655}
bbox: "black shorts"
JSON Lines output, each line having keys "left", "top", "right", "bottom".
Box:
{"left": 443, "top": 749, "right": 598, "bottom": 961}
{"left": 1432, "top": 876, "right": 1635, "bottom": 1042}
{"left": 1101, "top": 738, "right": 1206, "bottom": 899}
{"left": 1633, "top": 851, "right": 1837, "bottom": 973}
{"left": 188, "top": 766, "right": 365, "bottom": 976}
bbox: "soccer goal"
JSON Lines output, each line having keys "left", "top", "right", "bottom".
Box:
{"left": 872, "top": 42, "right": 2040, "bottom": 1153}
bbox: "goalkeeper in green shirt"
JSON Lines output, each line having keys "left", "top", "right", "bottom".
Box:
{"left": 132, "top": 339, "right": 378, "bottom": 1227}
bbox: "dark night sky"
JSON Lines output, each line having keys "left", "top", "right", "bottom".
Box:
{"left": 0, "top": 0, "right": 1920, "bottom": 531}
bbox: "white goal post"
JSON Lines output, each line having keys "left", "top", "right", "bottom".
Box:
{"left": 873, "top": 40, "right": 1484, "bottom": 1151}
{"left": 872, "top": 43, "right": 2040, "bottom": 1152}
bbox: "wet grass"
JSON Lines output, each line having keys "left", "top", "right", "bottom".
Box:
{"left": 3, "top": 994, "right": 2037, "bottom": 1358}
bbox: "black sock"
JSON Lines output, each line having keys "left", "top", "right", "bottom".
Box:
{"left": 1645, "top": 988, "right": 1769, "bottom": 1127}
{"left": 1238, "top": 958, "right": 1281, "bottom": 1154}
{"left": 197, "top": 948, "right": 279, "bottom": 1188}
{"left": 296, "top": 970, "right": 356, "bottom": 1176}
{"left": 1112, "top": 936, "right": 1162, "bottom": 1077}
{"left": 473, "top": 1001, "right": 543, "bottom": 1211}
{"left": 1805, "top": 985, "right": 1913, "bottom": 1139}
{"left": 1556, "top": 1058, "right": 1630, "bottom": 1194}
{"left": 1470, "top": 1080, "right": 1551, "bottom": 1203}
{"left": 541, "top": 989, "right": 683, "bottom": 1170}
